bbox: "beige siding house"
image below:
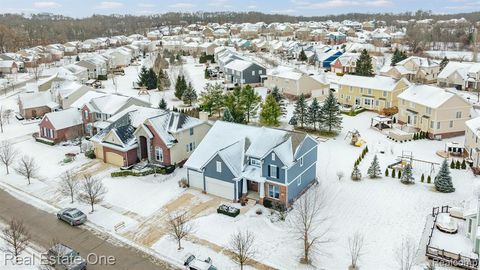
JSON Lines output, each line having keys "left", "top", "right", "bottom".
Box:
{"left": 337, "top": 75, "right": 410, "bottom": 112}
{"left": 264, "top": 70, "right": 329, "bottom": 98}
{"left": 395, "top": 56, "right": 440, "bottom": 83}
{"left": 397, "top": 85, "right": 472, "bottom": 139}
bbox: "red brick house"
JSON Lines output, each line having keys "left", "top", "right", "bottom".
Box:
{"left": 38, "top": 108, "right": 83, "bottom": 143}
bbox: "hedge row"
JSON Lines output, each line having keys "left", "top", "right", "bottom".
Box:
{"left": 35, "top": 138, "right": 55, "bottom": 146}
{"left": 217, "top": 204, "right": 240, "bottom": 217}
{"left": 111, "top": 165, "right": 175, "bottom": 177}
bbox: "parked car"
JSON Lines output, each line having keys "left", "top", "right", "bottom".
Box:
{"left": 46, "top": 243, "right": 87, "bottom": 270}
{"left": 183, "top": 254, "right": 217, "bottom": 270}
{"left": 57, "top": 208, "right": 87, "bottom": 226}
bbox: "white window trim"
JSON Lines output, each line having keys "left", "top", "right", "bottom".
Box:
{"left": 269, "top": 165, "right": 278, "bottom": 178}
{"left": 272, "top": 152, "right": 276, "bottom": 161}
{"left": 216, "top": 161, "right": 222, "bottom": 173}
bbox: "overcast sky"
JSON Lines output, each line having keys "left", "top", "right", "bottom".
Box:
{"left": 2, "top": 0, "right": 480, "bottom": 17}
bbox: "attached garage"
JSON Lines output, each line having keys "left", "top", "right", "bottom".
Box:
{"left": 105, "top": 151, "right": 124, "bottom": 167}
{"left": 188, "top": 169, "right": 204, "bottom": 190}
{"left": 205, "top": 177, "right": 235, "bottom": 200}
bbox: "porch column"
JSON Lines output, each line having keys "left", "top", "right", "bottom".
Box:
{"left": 242, "top": 178, "right": 247, "bottom": 194}
{"left": 259, "top": 182, "right": 265, "bottom": 198}
{"left": 147, "top": 139, "right": 152, "bottom": 162}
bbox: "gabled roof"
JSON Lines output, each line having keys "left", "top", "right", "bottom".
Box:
{"left": 224, "top": 59, "right": 264, "bottom": 71}
{"left": 19, "top": 92, "right": 57, "bottom": 109}
{"left": 338, "top": 74, "right": 409, "bottom": 91}
{"left": 397, "top": 85, "right": 466, "bottom": 109}
{"left": 42, "top": 108, "right": 82, "bottom": 130}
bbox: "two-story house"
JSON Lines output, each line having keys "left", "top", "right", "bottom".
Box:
{"left": 467, "top": 64, "right": 480, "bottom": 92}
{"left": 337, "top": 74, "right": 410, "bottom": 112}
{"left": 224, "top": 59, "right": 266, "bottom": 86}
{"left": 264, "top": 70, "right": 329, "bottom": 98}
{"left": 465, "top": 117, "right": 480, "bottom": 169}
{"left": 184, "top": 121, "right": 318, "bottom": 207}
{"left": 397, "top": 85, "right": 472, "bottom": 139}
{"left": 394, "top": 56, "right": 440, "bottom": 83}
{"left": 81, "top": 94, "right": 150, "bottom": 136}
{"left": 91, "top": 105, "right": 210, "bottom": 167}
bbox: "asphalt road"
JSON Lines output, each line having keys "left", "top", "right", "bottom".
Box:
{"left": 0, "top": 188, "right": 178, "bottom": 270}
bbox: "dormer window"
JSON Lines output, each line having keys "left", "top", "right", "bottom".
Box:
{"left": 250, "top": 158, "right": 261, "bottom": 167}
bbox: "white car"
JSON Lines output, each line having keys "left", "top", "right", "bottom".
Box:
{"left": 183, "top": 254, "right": 217, "bottom": 270}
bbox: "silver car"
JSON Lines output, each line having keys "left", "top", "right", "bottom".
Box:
{"left": 57, "top": 208, "right": 87, "bottom": 226}
{"left": 46, "top": 243, "right": 87, "bottom": 270}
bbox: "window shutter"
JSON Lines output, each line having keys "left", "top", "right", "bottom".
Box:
{"left": 276, "top": 167, "right": 279, "bottom": 178}
{"left": 267, "top": 165, "right": 271, "bottom": 177}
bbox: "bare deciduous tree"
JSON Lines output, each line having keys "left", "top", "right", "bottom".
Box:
{"left": 336, "top": 171, "right": 345, "bottom": 181}
{"left": 78, "top": 174, "right": 107, "bottom": 212}
{"left": 348, "top": 232, "right": 365, "bottom": 270}
{"left": 58, "top": 170, "right": 79, "bottom": 203}
{"left": 290, "top": 185, "right": 331, "bottom": 264}
{"left": 395, "top": 237, "right": 418, "bottom": 270}
{"left": 0, "top": 140, "right": 17, "bottom": 174}
{"left": 166, "top": 211, "right": 194, "bottom": 250}
{"left": 228, "top": 230, "right": 256, "bottom": 270}
{"left": 1, "top": 219, "right": 31, "bottom": 263}
{"left": 15, "top": 155, "right": 39, "bottom": 184}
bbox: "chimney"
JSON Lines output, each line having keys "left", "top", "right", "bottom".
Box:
{"left": 199, "top": 111, "right": 209, "bottom": 121}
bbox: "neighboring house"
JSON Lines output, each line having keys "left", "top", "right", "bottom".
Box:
{"left": 380, "top": 65, "right": 416, "bottom": 81}
{"left": 397, "top": 85, "right": 471, "bottom": 139}
{"left": 184, "top": 121, "right": 318, "bottom": 207}
{"left": 264, "top": 70, "right": 329, "bottom": 98}
{"left": 315, "top": 49, "right": 343, "bottom": 69}
{"left": 327, "top": 32, "right": 347, "bottom": 44}
{"left": 337, "top": 75, "right": 410, "bottom": 111}
{"left": 394, "top": 56, "right": 440, "bottom": 83}
{"left": 52, "top": 82, "right": 94, "bottom": 109}
{"left": 18, "top": 92, "right": 59, "bottom": 119}
{"left": 81, "top": 94, "right": 151, "bottom": 136}
{"left": 224, "top": 59, "right": 266, "bottom": 86}
{"left": 437, "top": 61, "right": 472, "bottom": 90}
{"left": 91, "top": 106, "right": 210, "bottom": 167}
{"left": 38, "top": 108, "right": 83, "bottom": 143}
{"left": 466, "top": 64, "right": 480, "bottom": 92}
{"left": 0, "top": 60, "right": 18, "bottom": 74}
{"left": 198, "top": 42, "right": 218, "bottom": 56}
{"left": 465, "top": 117, "right": 480, "bottom": 169}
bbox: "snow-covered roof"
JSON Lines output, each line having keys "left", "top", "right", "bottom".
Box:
{"left": 224, "top": 59, "right": 263, "bottom": 71}
{"left": 338, "top": 74, "right": 408, "bottom": 91}
{"left": 438, "top": 61, "right": 472, "bottom": 80}
{"left": 397, "top": 85, "right": 458, "bottom": 109}
{"left": 465, "top": 117, "right": 480, "bottom": 133}
{"left": 43, "top": 108, "right": 82, "bottom": 130}
{"left": 19, "top": 92, "right": 56, "bottom": 109}
{"left": 86, "top": 95, "right": 133, "bottom": 115}
{"left": 70, "top": 91, "right": 107, "bottom": 109}
{"left": 397, "top": 56, "right": 439, "bottom": 68}
{"left": 185, "top": 121, "right": 309, "bottom": 173}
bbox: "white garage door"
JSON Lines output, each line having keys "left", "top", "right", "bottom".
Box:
{"left": 205, "top": 177, "right": 235, "bottom": 200}
{"left": 188, "top": 170, "right": 204, "bottom": 189}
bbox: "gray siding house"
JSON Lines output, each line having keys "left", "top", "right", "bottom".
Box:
{"left": 224, "top": 59, "right": 266, "bottom": 86}
{"left": 184, "top": 121, "right": 318, "bottom": 207}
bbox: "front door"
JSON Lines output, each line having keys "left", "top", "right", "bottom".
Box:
{"left": 247, "top": 180, "right": 258, "bottom": 192}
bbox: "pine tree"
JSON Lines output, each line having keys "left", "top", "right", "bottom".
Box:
{"left": 146, "top": 68, "right": 158, "bottom": 90}
{"left": 293, "top": 94, "right": 308, "bottom": 128}
{"left": 289, "top": 115, "right": 297, "bottom": 126}
{"left": 439, "top": 56, "right": 449, "bottom": 71}
{"left": 392, "top": 168, "right": 396, "bottom": 178}
{"left": 199, "top": 83, "right": 224, "bottom": 117}
{"left": 182, "top": 82, "right": 197, "bottom": 106}
{"left": 224, "top": 87, "right": 245, "bottom": 123}
{"left": 385, "top": 168, "right": 389, "bottom": 177}
{"left": 159, "top": 98, "right": 167, "bottom": 110}
{"left": 204, "top": 67, "right": 209, "bottom": 79}
{"left": 298, "top": 48, "right": 307, "bottom": 62}
{"left": 455, "top": 160, "right": 461, "bottom": 169}
{"left": 320, "top": 91, "right": 342, "bottom": 133}
{"left": 75, "top": 55, "right": 80, "bottom": 62}
{"left": 450, "top": 159, "right": 455, "bottom": 169}
{"left": 260, "top": 94, "right": 281, "bottom": 126}
{"left": 355, "top": 49, "right": 373, "bottom": 77}
{"left": 241, "top": 85, "right": 261, "bottom": 123}
{"left": 421, "top": 173, "right": 425, "bottom": 182}
{"left": 174, "top": 75, "right": 187, "bottom": 100}
{"left": 461, "top": 160, "right": 467, "bottom": 169}
{"left": 398, "top": 170, "right": 402, "bottom": 179}
{"left": 400, "top": 164, "right": 415, "bottom": 184}
{"left": 427, "top": 175, "right": 431, "bottom": 183}
{"left": 271, "top": 86, "right": 286, "bottom": 116}
{"left": 222, "top": 108, "right": 235, "bottom": 122}
{"left": 137, "top": 66, "right": 149, "bottom": 87}
{"left": 390, "top": 48, "right": 407, "bottom": 66}
{"left": 351, "top": 165, "right": 362, "bottom": 181}
{"left": 367, "top": 155, "right": 381, "bottom": 178}
{"left": 435, "top": 159, "right": 455, "bottom": 193}
{"left": 307, "top": 98, "right": 321, "bottom": 130}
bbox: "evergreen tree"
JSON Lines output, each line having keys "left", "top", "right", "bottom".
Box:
{"left": 307, "top": 98, "right": 321, "bottom": 130}
{"left": 298, "top": 48, "right": 308, "bottom": 62}
{"left": 137, "top": 66, "right": 149, "bottom": 87}
{"left": 182, "top": 82, "right": 197, "bottom": 106}
{"left": 427, "top": 175, "right": 431, "bottom": 184}
{"left": 455, "top": 160, "right": 461, "bottom": 170}
{"left": 174, "top": 75, "right": 187, "bottom": 100}
{"left": 450, "top": 159, "right": 455, "bottom": 169}
{"left": 75, "top": 55, "right": 80, "bottom": 62}
{"left": 351, "top": 165, "right": 362, "bottom": 181}
{"left": 199, "top": 83, "right": 224, "bottom": 117}
{"left": 398, "top": 170, "right": 402, "bottom": 179}
{"left": 392, "top": 168, "right": 396, "bottom": 178}
{"left": 288, "top": 115, "right": 297, "bottom": 126}
{"left": 461, "top": 160, "right": 467, "bottom": 169}
{"left": 367, "top": 155, "right": 381, "bottom": 178}
{"left": 204, "top": 67, "right": 209, "bottom": 79}
{"left": 421, "top": 173, "right": 425, "bottom": 182}
{"left": 435, "top": 159, "right": 455, "bottom": 193}
{"left": 146, "top": 68, "right": 158, "bottom": 90}
{"left": 400, "top": 164, "right": 415, "bottom": 184}
{"left": 355, "top": 49, "right": 373, "bottom": 77}
{"left": 260, "top": 94, "right": 281, "bottom": 126}
{"left": 222, "top": 108, "right": 235, "bottom": 122}
{"left": 293, "top": 94, "right": 308, "bottom": 128}
{"left": 271, "top": 86, "right": 286, "bottom": 116}
{"left": 240, "top": 85, "right": 261, "bottom": 123}
{"left": 390, "top": 48, "right": 407, "bottom": 66}
{"left": 224, "top": 87, "right": 245, "bottom": 123}
{"left": 320, "top": 91, "right": 342, "bottom": 133}
{"left": 159, "top": 98, "right": 167, "bottom": 110}
{"left": 385, "top": 168, "right": 389, "bottom": 177}
{"left": 439, "top": 56, "right": 449, "bottom": 71}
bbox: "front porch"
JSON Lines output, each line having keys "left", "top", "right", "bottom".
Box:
{"left": 241, "top": 166, "right": 266, "bottom": 205}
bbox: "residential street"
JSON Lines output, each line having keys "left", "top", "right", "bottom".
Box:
{"left": 0, "top": 188, "right": 178, "bottom": 270}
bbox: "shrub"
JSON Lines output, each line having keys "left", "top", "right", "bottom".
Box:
{"left": 256, "top": 209, "right": 263, "bottom": 215}
{"left": 35, "top": 137, "right": 55, "bottom": 146}
{"left": 263, "top": 199, "right": 273, "bottom": 209}
{"left": 217, "top": 204, "right": 240, "bottom": 217}
{"left": 461, "top": 160, "right": 467, "bottom": 170}
{"left": 398, "top": 170, "right": 402, "bottom": 179}
{"left": 178, "top": 178, "right": 188, "bottom": 188}
{"left": 427, "top": 175, "right": 431, "bottom": 184}
{"left": 85, "top": 150, "right": 96, "bottom": 159}
{"left": 450, "top": 159, "right": 455, "bottom": 169}
{"left": 385, "top": 168, "right": 389, "bottom": 177}
{"left": 456, "top": 160, "right": 461, "bottom": 170}
{"left": 97, "top": 74, "right": 108, "bottom": 80}
{"left": 421, "top": 173, "right": 425, "bottom": 182}
{"left": 392, "top": 169, "right": 396, "bottom": 178}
